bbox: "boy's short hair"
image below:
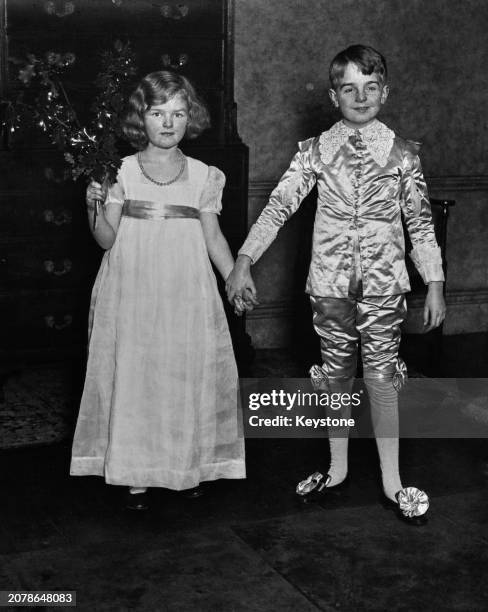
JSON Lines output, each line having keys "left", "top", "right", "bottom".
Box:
{"left": 329, "top": 45, "right": 387, "bottom": 89}
{"left": 122, "top": 70, "right": 210, "bottom": 149}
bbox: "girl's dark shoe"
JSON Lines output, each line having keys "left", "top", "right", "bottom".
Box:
{"left": 183, "top": 485, "right": 204, "bottom": 499}
{"left": 382, "top": 487, "right": 429, "bottom": 526}
{"left": 125, "top": 491, "right": 149, "bottom": 511}
{"left": 295, "top": 471, "right": 349, "bottom": 503}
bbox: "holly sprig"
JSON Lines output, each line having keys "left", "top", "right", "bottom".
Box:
{"left": 1, "top": 40, "right": 138, "bottom": 186}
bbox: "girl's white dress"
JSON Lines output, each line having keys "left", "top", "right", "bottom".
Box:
{"left": 70, "top": 154, "right": 246, "bottom": 489}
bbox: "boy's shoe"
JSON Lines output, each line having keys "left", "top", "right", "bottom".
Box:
{"left": 382, "top": 487, "right": 429, "bottom": 526}
{"left": 296, "top": 471, "right": 349, "bottom": 503}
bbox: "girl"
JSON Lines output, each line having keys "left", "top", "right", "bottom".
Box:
{"left": 70, "top": 71, "right": 247, "bottom": 510}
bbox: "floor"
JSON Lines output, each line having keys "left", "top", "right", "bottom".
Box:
{"left": 1, "top": 334, "right": 487, "bottom": 611}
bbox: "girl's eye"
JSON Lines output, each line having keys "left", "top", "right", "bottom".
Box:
{"left": 343, "top": 88, "right": 353, "bottom": 94}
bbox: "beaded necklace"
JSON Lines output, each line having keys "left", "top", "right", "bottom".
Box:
{"left": 137, "top": 150, "right": 186, "bottom": 186}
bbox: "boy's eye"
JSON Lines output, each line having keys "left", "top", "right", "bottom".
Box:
{"left": 343, "top": 87, "right": 354, "bottom": 94}
{"left": 367, "top": 85, "right": 379, "bottom": 92}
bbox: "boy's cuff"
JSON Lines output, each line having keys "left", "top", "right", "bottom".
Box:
{"left": 423, "top": 264, "right": 445, "bottom": 283}
{"left": 409, "top": 245, "right": 445, "bottom": 284}
{"left": 238, "top": 224, "right": 279, "bottom": 265}
{"left": 237, "top": 247, "right": 256, "bottom": 265}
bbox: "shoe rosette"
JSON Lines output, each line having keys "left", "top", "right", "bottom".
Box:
{"left": 397, "top": 486, "right": 429, "bottom": 517}
{"left": 296, "top": 471, "right": 329, "bottom": 496}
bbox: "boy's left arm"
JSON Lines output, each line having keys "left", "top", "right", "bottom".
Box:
{"left": 400, "top": 142, "right": 446, "bottom": 332}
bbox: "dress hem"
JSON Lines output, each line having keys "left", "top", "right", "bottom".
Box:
{"left": 70, "top": 457, "right": 246, "bottom": 489}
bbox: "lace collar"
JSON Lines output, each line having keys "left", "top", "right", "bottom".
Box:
{"left": 319, "top": 119, "right": 395, "bottom": 167}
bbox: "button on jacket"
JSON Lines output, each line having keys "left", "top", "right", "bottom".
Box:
{"left": 239, "top": 119, "right": 444, "bottom": 298}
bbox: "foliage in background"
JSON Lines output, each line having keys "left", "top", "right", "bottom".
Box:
{"left": 1, "top": 40, "right": 138, "bottom": 185}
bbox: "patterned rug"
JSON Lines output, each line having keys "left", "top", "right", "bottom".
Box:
{"left": 0, "top": 366, "right": 79, "bottom": 450}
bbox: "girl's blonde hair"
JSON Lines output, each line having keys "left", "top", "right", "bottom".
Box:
{"left": 122, "top": 71, "right": 210, "bottom": 149}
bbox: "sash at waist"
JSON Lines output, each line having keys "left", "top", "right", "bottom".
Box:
{"left": 122, "top": 200, "right": 200, "bottom": 220}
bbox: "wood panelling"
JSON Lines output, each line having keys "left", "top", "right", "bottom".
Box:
{"left": 0, "top": 0, "right": 250, "bottom": 370}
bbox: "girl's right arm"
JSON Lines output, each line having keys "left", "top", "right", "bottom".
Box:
{"left": 86, "top": 181, "right": 123, "bottom": 249}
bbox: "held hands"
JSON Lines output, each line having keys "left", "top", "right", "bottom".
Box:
{"left": 226, "top": 255, "right": 259, "bottom": 316}
{"left": 423, "top": 281, "right": 446, "bottom": 332}
{"left": 84, "top": 179, "right": 117, "bottom": 248}
{"left": 233, "top": 289, "right": 258, "bottom": 316}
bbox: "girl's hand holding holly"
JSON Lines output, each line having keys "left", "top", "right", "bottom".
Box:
{"left": 86, "top": 180, "right": 106, "bottom": 210}
{"left": 85, "top": 180, "right": 118, "bottom": 249}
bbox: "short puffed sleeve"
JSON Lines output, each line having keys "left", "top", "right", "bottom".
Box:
{"left": 199, "top": 166, "right": 226, "bottom": 214}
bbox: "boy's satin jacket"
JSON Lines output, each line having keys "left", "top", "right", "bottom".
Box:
{"left": 238, "top": 119, "right": 444, "bottom": 298}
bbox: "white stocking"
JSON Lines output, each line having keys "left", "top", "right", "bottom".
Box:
{"left": 365, "top": 377, "right": 403, "bottom": 502}
{"left": 326, "top": 378, "right": 353, "bottom": 487}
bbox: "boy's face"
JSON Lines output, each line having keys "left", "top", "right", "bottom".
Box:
{"left": 329, "top": 62, "right": 388, "bottom": 129}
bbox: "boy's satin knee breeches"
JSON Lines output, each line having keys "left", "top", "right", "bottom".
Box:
{"left": 310, "top": 290, "right": 407, "bottom": 381}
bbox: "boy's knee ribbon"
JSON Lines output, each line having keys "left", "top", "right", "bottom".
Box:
{"left": 312, "top": 358, "right": 407, "bottom": 392}
{"left": 392, "top": 357, "right": 408, "bottom": 392}
{"left": 309, "top": 364, "right": 330, "bottom": 392}
{"left": 363, "top": 357, "right": 408, "bottom": 392}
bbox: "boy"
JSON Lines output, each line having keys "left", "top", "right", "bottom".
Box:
{"left": 227, "top": 45, "right": 445, "bottom": 524}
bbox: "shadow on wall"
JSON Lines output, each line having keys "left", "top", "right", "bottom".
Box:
{"left": 287, "top": 187, "right": 320, "bottom": 366}
{"left": 299, "top": 106, "right": 337, "bottom": 141}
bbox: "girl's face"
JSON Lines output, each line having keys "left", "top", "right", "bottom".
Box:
{"left": 143, "top": 94, "right": 189, "bottom": 149}
{"left": 329, "top": 62, "right": 388, "bottom": 129}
